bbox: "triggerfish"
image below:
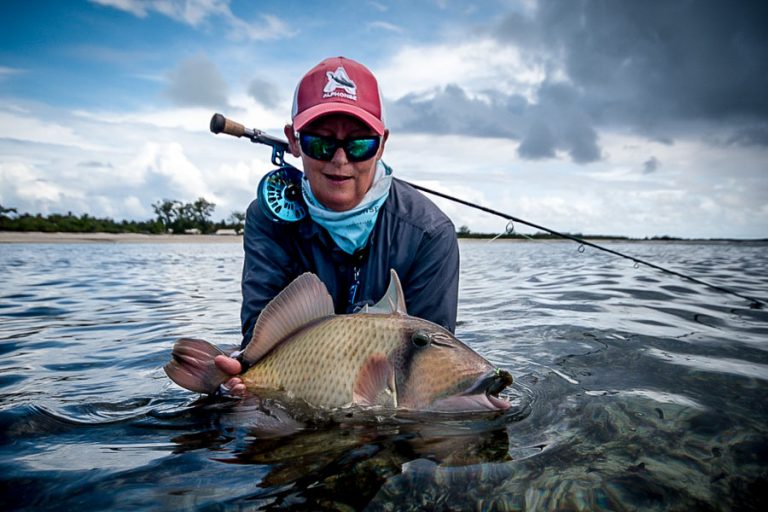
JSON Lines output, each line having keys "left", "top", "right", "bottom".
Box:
{"left": 165, "top": 270, "right": 513, "bottom": 413}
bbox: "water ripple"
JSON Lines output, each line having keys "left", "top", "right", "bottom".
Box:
{"left": 1, "top": 240, "right": 766, "bottom": 510}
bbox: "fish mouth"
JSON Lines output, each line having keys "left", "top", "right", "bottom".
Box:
{"left": 430, "top": 369, "right": 513, "bottom": 413}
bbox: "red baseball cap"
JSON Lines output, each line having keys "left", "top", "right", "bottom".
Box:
{"left": 291, "top": 56, "right": 385, "bottom": 135}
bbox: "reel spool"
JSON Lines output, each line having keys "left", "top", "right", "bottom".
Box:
{"left": 257, "top": 166, "right": 307, "bottom": 223}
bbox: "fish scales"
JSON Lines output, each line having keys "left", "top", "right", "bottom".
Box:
{"left": 241, "top": 315, "right": 403, "bottom": 408}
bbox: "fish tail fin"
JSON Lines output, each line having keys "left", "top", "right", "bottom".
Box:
{"left": 164, "top": 338, "right": 230, "bottom": 394}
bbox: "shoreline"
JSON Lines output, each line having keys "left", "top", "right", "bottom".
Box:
{"left": 1, "top": 231, "right": 764, "bottom": 245}
{"left": 0, "top": 232, "right": 243, "bottom": 244}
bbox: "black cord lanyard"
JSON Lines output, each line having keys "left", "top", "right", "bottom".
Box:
{"left": 346, "top": 243, "right": 370, "bottom": 312}
{"left": 347, "top": 265, "right": 361, "bottom": 308}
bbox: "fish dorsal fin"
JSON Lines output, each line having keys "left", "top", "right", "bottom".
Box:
{"left": 241, "top": 272, "right": 334, "bottom": 365}
{"left": 363, "top": 269, "right": 407, "bottom": 315}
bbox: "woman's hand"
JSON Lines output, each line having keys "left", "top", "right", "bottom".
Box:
{"left": 214, "top": 355, "right": 247, "bottom": 397}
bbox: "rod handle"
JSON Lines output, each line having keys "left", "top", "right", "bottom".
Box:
{"left": 210, "top": 113, "right": 245, "bottom": 137}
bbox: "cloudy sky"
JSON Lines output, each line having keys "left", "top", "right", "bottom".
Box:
{"left": 1, "top": 0, "right": 766, "bottom": 238}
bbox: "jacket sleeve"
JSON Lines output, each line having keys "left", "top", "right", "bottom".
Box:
{"left": 402, "top": 218, "right": 460, "bottom": 333}
{"left": 240, "top": 199, "right": 299, "bottom": 348}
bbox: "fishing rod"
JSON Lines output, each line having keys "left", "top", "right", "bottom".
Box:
{"left": 209, "top": 113, "right": 766, "bottom": 310}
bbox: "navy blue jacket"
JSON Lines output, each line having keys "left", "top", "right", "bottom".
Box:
{"left": 240, "top": 177, "right": 460, "bottom": 348}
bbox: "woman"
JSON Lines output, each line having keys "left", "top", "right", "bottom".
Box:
{"left": 216, "top": 56, "right": 459, "bottom": 395}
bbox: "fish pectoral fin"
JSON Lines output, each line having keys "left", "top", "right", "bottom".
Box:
{"left": 242, "top": 272, "right": 334, "bottom": 366}
{"left": 164, "top": 338, "right": 229, "bottom": 394}
{"left": 352, "top": 353, "right": 393, "bottom": 407}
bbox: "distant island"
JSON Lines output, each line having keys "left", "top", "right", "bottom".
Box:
{"left": 1, "top": 202, "right": 764, "bottom": 243}
{"left": 0, "top": 199, "right": 243, "bottom": 236}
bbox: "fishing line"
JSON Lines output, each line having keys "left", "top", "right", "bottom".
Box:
{"left": 487, "top": 221, "right": 519, "bottom": 243}
{"left": 406, "top": 181, "right": 765, "bottom": 309}
{"left": 208, "top": 113, "right": 766, "bottom": 310}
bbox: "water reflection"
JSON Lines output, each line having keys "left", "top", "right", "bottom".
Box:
{"left": 166, "top": 397, "right": 516, "bottom": 510}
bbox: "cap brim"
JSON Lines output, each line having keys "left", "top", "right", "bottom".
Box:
{"left": 293, "top": 104, "right": 385, "bottom": 136}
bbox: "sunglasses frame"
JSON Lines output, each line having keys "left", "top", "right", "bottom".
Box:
{"left": 298, "top": 133, "right": 381, "bottom": 163}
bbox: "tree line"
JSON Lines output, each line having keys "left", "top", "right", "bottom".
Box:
{"left": 2, "top": 203, "right": 646, "bottom": 240}
{"left": 0, "top": 199, "right": 245, "bottom": 235}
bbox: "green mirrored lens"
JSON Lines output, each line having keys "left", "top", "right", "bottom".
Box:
{"left": 302, "top": 135, "right": 335, "bottom": 160}
{"left": 345, "top": 138, "right": 379, "bottom": 161}
{"left": 300, "top": 134, "right": 380, "bottom": 162}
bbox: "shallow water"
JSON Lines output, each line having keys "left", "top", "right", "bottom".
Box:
{"left": 1, "top": 240, "right": 766, "bottom": 511}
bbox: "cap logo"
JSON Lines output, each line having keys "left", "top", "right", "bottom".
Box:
{"left": 323, "top": 66, "right": 357, "bottom": 101}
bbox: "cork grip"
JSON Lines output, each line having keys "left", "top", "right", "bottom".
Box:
{"left": 210, "top": 113, "right": 245, "bottom": 137}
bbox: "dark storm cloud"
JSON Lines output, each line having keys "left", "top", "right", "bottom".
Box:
{"left": 247, "top": 78, "right": 282, "bottom": 109}
{"left": 387, "top": 85, "right": 520, "bottom": 139}
{"left": 724, "top": 124, "right": 768, "bottom": 147}
{"left": 390, "top": 1, "right": 768, "bottom": 163}
{"left": 165, "top": 54, "right": 230, "bottom": 108}
{"left": 389, "top": 81, "right": 602, "bottom": 163}
{"left": 526, "top": 81, "right": 602, "bottom": 163}
{"left": 642, "top": 157, "right": 660, "bottom": 175}
{"left": 528, "top": 0, "right": 768, "bottom": 124}
{"left": 517, "top": 121, "right": 556, "bottom": 160}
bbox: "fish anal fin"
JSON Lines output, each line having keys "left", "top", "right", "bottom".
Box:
{"left": 366, "top": 269, "right": 407, "bottom": 315}
{"left": 164, "top": 338, "right": 229, "bottom": 394}
{"left": 242, "top": 273, "right": 334, "bottom": 366}
{"left": 352, "top": 353, "right": 394, "bottom": 407}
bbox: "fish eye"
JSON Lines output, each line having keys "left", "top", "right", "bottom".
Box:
{"left": 411, "top": 331, "right": 431, "bottom": 347}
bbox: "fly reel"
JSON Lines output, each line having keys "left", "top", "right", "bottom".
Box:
{"left": 257, "top": 166, "right": 307, "bottom": 223}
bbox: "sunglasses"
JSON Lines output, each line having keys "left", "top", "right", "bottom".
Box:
{"left": 298, "top": 133, "right": 381, "bottom": 162}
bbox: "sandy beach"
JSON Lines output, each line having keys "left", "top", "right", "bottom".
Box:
{"left": 0, "top": 231, "right": 243, "bottom": 244}
{"left": 2, "top": 231, "right": 760, "bottom": 245}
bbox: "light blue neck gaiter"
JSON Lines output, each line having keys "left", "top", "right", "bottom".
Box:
{"left": 302, "top": 160, "right": 393, "bottom": 255}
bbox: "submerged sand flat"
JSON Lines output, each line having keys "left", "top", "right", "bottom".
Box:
{"left": 0, "top": 232, "right": 243, "bottom": 244}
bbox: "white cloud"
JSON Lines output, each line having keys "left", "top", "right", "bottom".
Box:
{"left": 90, "top": 0, "right": 149, "bottom": 18}
{"left": 383, "top": 129, "right": 768, "bottom": 239}
{"left": 226, "top": 13, "right": 295, "bottom": 41}
{"left": 155, "top": 0, "right": 230, "bottom": 26}
{"left": 129, "top": 142, "right": 212, "bottom": 199}
{"left": 2, "top": 111, "right": 765, "bottom": 238}
{"left": 91, "top": 0, "right": 228, "bottom": 25}
{"left": 90, "top": 0, "right": 293, "bottom": 40}
{"left": 376, "top": 39, "right": 547, "bottom": 101}
{"left": 368, "top": 21, "right": 404, "bottom": 33}
{"left": 367, "top": 1, "right": 388, "bottom": 12}
{"left": 72, "top": 107, "right": 215, "bottom": 133}
{"left": 123, "top": 195, "right": 146, "bottom": 217}
{"left": 0, "top": 161, "right": 86, "bottom": 215}
{"left": 0, "top": 66, "right": 25, "bottom": 79}
{"left": 72, "top": 91, "right": 287, "bottom": 137}
{"left": 0, "top": 109, "right": 106, "bottom": 151}
{"left": 1, "top": 162, "right": 60, "bottom": 203}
